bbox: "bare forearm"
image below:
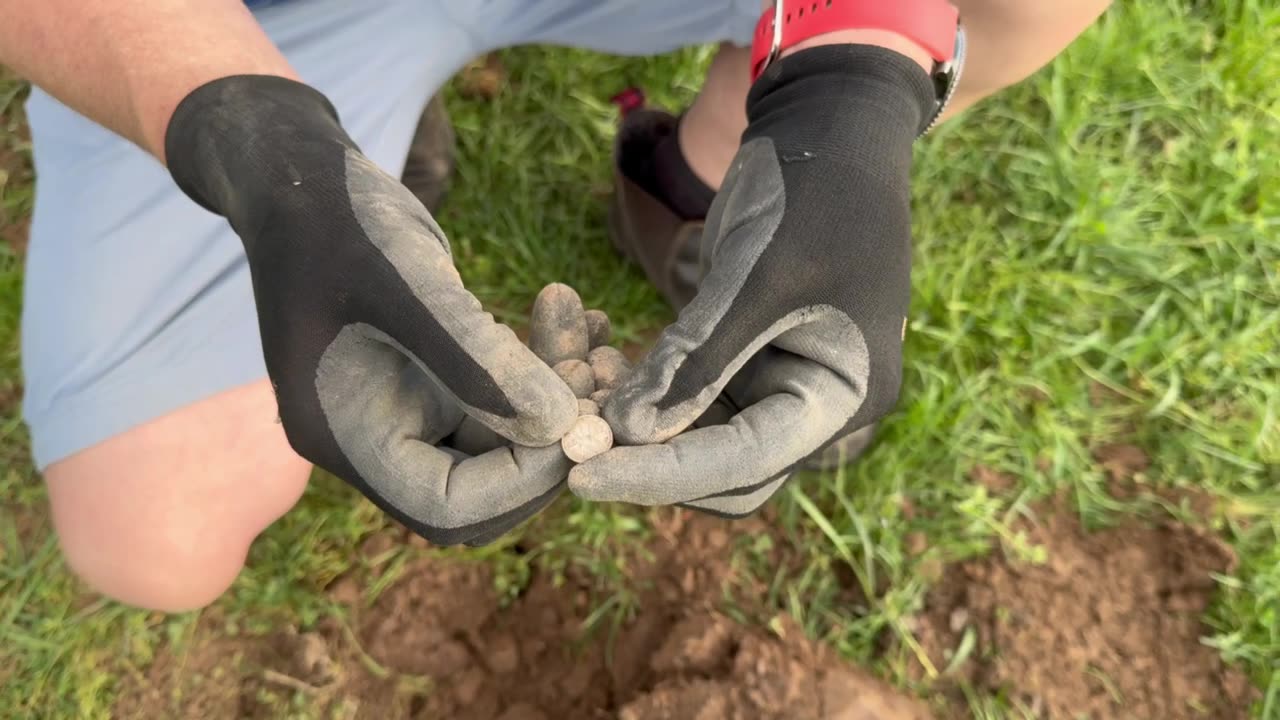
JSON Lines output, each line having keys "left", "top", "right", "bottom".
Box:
{"left": 0, "top": 0, "right": 297, "bottom": 161}
{"left": 944, "top": 0, "right": 1112, "bottom": 118}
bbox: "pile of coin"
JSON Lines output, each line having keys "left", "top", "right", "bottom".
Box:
{"left": 526, "top": 283, "right": 632, "bottom": 463}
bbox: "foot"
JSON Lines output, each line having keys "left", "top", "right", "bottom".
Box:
{"left": 608, "top": 108, "right": 706, "bottom": 308}
{"left": 401, "top": 94, "right": 456, "bottom": 213}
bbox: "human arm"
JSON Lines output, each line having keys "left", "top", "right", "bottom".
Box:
{"left": 1, "top": 1, "right": 580, "bottom": 544}
{"left": 680, "top": 0, "right": 1112, "bottom": 184}
{"left": 943, "top": 0, "right": 1112, "bottom": 118}
{"left": 0, "top": 0, "right": 296, "bottom": 160}
{"left": 806, "top": 1, "right": 1115, "bottom": 118}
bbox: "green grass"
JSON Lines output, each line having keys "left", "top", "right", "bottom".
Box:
{"left": 2, "top": 0, "right": 1278, "bottom": 717}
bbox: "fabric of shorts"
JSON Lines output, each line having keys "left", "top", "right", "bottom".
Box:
{"left": 21, "top": 0, "right": 761, "bottom": 468}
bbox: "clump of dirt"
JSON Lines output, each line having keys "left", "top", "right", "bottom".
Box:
{"left": 914, "top": 501, "right": 1257, "bottom": 719}
{"left": 968, "top": 464, "right": 1015, "bottom": 495}
{"left": 1092, "top": 442, "right": 1151, "bottom": 482}
{"left": 457, "top": 53, "right": 507, "bottom": 100}
{"left": 617, "top": 613, "right": 930, "bottom": 720}
{"left": 116, "top": 512, "right": 930, "bottom": 719}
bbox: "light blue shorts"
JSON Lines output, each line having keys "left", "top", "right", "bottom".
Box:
{"left": 22, "top": 0, "right": 759, "bottom": 468}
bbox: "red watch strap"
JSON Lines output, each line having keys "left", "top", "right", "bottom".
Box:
{"left": 750, "top": 0, "right": 959, "bottom": 81}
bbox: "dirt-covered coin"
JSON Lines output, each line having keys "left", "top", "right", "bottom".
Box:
{"left": 584, "top": 309, "right": 611, "bottom": 349}
{"left": 529, "top": 283, "right": 589, "bottom": 365}
{"left": 587, "top": 345, "right": 631, "bottom": 391}
{"left": 553, "top": 359, "right": 595, "bottom": 399}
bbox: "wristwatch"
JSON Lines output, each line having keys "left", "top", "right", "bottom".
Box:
{"left": 750, "top": 0, "right": 967, "bottom": 135}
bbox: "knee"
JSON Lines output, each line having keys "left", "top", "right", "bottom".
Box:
{"left": 56, "top": 520, "right": 252, "bottom": 613}
{"left": 41, "top": 379, "right": 312, "bottom": 612}
{"left": 46, "top": 450, "right": 309, "bottom": 610}
{"left": 50, "top": 460, "right": 308, "bottom": 612}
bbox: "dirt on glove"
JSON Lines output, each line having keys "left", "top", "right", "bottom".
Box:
{"left": 912, "top": 494, "right": 1258, "bottom": 719}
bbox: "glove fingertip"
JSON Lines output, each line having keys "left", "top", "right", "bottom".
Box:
{"left": 505, "top": 377, "right": 579, "bottom": 447}
{"left": 566, "top": 463, "right": 612, "bottom": 502}
{"left": 602, "top": 378, "right": 705, "bottom": 446}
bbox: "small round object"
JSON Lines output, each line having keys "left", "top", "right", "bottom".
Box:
{"left": 529, "top": 283, "right": 590, "bottom": 365}
{"left": 589, "top": 389, "right": 611, "bottom": 406}
{"left": 587, "top": 346, "right": 631, "bottom": 391}
{"left": 577, "top": 398, "right": 600, "bottom": 416}
{"left": 561, "top": 415, "right": 614, "bottom": 463}
{"left": 553, "top": 359, "right": 596, "bottom": 399}
{"left": 584, "top": 310, "right": 612, "bottom": 348}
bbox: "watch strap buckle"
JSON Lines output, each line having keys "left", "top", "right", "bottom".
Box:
{"left": 758, "top": 0, "right": 786, "bottom": 80}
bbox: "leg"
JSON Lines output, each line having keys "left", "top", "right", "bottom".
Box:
{"left": 401, "top": 93, "right": 456, "bottom": 213}
{"left": 678, "top": 43, "right": 752, "bottom": 192}
{"left": 447, "top": 0, "right": 761, "bottom": 311}
{"left": 46, "top": 381, "right": 310, "bottom": 612}
{"left": 23, "top": 0, "right": 478, "bottom": 611}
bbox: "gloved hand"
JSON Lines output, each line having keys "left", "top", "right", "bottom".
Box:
{"left": 165, "top": 75, "right": 578, "bottom": 546}
{"left": 570, "top": 45, "right": 936, "bottom": 516}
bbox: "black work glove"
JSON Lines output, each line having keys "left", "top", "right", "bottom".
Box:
{"left": 571, "top": 46, "right": 935, "bottom": 515}
{"left": 166, "top": 76, "right": 578, "bottom": 546}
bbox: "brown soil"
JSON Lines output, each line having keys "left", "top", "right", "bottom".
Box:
{"left": 0, "top": 216, "right": 28, "bottom": 256}
{"left": 111, "top": 477, "right": 1259, "bottom": 720}
{"left": 1, "top": 78, "right": 32, "bottom": 257}
{"left": 913, "top": 499, "right": 1258, "bottom": 719}
{"left": 1092, "top": 442, "right": 1152, "bottom": 482}
{"left": 116, "top": 511, "right": 929, "bottom": 719}
{"left": 457, "top": 53, "right": 507, "bottom": 100}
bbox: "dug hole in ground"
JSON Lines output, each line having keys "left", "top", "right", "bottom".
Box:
{"left": 114, "top": 285, "right": 1258, "bottom": 719}
{"left": 115, "top": 494, "right": 1258, "bottom": 719}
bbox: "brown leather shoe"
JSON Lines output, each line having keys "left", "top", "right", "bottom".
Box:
{"left": 608, "top": 109, "right": 704, "bottom": 309}
{"left": 608, "top": 108, "right": 879, "bottom": 470}
{"left": 401, "top": 94, "right": 455, "bottom": 214}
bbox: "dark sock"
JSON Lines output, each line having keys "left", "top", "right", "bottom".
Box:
{"left": 650, "top": 117, "right": 716, "bottom": 220}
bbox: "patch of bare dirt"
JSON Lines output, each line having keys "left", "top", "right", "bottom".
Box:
{"left": 968, "top": 464, "right": 1015, "bottom": 495}
{"left": 913, "top": 500, "right": 1257, "bottom": 719}
{"left": 115, "top": 620, "right": 267, "bottom": 720}
{"left": 616, "top": 612, "right": 930, "bottom": 720}
{"left": 1, "top": 82, "right": 33, "bottom": 257}
{"left": 115, "top": 511, "right": 928, "bottom": 719}
{"left": 0, "top": 216, "right": 28, "bottom": 256}
{"left": 457, "top": 53, "right": 507, "bottom": 100}
{"left": 1093, "top": 442, "right": 1151, "bottom": 482}
{"left": 0, "top": 380, "right": 23, "bottom": 417}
